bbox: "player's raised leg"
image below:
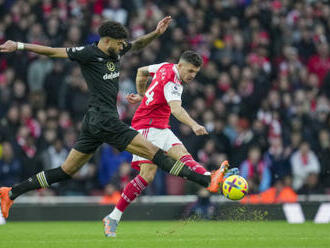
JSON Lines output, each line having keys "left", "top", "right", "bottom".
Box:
{"left": 167, "top": 144, "right": 210, "bottom": 175}
{"left": 125, "top": 133, "right": 213, "bottom": 187}
{"left": 126, "top": 133, "right": 236, "bottom": 193}
{"left": 167, "top": 144, "right": 232, "bottom": 192}
{"left": 0, "top": 149, "right": 93, "bottom": 219}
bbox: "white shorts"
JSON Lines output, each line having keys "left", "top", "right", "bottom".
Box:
{"left": 131, "top": 127, "right": 182, "bottom": 170}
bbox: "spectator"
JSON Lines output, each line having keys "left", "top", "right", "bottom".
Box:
{"left": 0, "top": 141, "right": 22, "bottom": 186}
{"left": 45, "top": 17, "right": 64, "bottom": 47}
{"left": 231, "top": 118, "right": 255, "bottom": 166}
{"left": 11, "top": 79, "right": 28, "bottom": 105}
{"left": 240, "top": 146, "right": 271, "bottom": 193}
{"left": 264, "top": 137, "right": 291, "bottom": 184}
{"left": 290, "top": 141, "right": 321, "bottom": 190}
{"left": 210, "top": 119, "right": 231, "bottom": 156}
{"left": 0, "top": 105, "right": 20, "bottom": 143}
{"left": 40, "top": 138, "right": 68, "bottom": 170}
{"left": 99, "top": 183, "right": 121, "bottom": 205}
{"left": 15, "top": 125, "right": 40, "bottom": 177}
{"left": 98, "top": 145, "right": 132, "bottom": 187}
{"left": 307, "top": 43, "right": 330, "bottom": 87}
{"left": 316, "top": 129, "right": 330, "bottom": 189}
{"left": 85, "top": 15, "right": 102, "bottom": 44}
{"left": 27, "top": 55, "right": 53, "bottom": 92}
{"left": 295, "top": 29, "right": 316, "bottom": 63}
{"left": 111, "top": 162, "right": 135, "bottom": 191}
{"left": 241, "top": 177, "right": 297, "bottom": 204}
{"left": 197, "top": 139, "right": 217, "bottom": 168}
{"left": 102, "top": 0, "right": 128, "bottom": 25}
{"left": 177, "top": 124, "right": 200, "bottom": 159}
{"left": 60, "top": 66, "right": 89, "bottom": 121}
{"left": 183, "top": 188, "right": 216, "bottom": 220}
{"left": 297, "top": 173, "right": 324, "bottom": 195}
{"left": 43, "top": 60, "right": 65, "bottom": 107}
{"left": 20, "top": 103, "right": 41, "bottom": 139}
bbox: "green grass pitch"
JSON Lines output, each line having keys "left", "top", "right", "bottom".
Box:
{"left": 0, "top": 221, "right": 329, "bottom": 248}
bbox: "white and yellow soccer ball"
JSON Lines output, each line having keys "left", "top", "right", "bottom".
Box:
{"left": 222, "top": 175, "right": 248, "bottom": 200}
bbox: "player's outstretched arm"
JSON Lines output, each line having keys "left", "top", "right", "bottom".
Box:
{"left": 0, "top": 40, "right": 68, "bottom": 58}
{"left": 169, "top": 100, "right": 208, "bottom": 136}
{"left": 130, "top": 16, "right": 172, "bottom": 52}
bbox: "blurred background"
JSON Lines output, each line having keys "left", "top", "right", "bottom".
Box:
{"left": 0, "top": 0, "right": 330, "bottom": 222}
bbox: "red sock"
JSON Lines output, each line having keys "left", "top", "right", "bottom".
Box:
{"left": 116, "top": 175, "right": 148, "bottom": 212}
{"left": 180, "top": 155, "right": 208, "bottom": 175}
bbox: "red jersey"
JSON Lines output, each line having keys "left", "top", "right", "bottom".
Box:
{"left": 131, "top": 63, "right": 183, "bottom": 130}
{"left": 307, "top": 55, "right": 330, "bottom": 86}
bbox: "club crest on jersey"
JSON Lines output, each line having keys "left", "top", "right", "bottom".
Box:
{"left": 106, "top": 61, "right": 115, "bottom": 71}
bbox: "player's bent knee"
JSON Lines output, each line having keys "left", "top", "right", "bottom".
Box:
{"left": 168, "top": 145, "right": 190, "bottom": 160}
{"left": 140, "top": 164, "right": 157, "bottom": 183}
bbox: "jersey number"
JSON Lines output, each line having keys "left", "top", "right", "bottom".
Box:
{"left": 145, "top": 81, "right": 159, "bottom": 105}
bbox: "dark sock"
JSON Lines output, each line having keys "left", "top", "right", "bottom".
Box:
{"left": 152, "top": 149, "right": 210, "bottom": 187}
{"left": 10, "top": 167, "right": 71, "bottom": 200}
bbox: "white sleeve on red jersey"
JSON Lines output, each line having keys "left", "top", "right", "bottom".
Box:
{"left": 148, "top": 62, "right": 168, "bottom": 75}
{"left": 164, "top": 82, "right": 183, "bottom": 103}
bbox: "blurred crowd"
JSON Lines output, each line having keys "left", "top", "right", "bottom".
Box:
{"left": 0, "top": 0, "right": 330, "bottom": 199}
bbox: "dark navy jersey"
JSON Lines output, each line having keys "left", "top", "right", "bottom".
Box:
{"left": 66, "top": 42, "right": 131, "bottom": 116}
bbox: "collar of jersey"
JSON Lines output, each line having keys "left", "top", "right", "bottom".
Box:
{"left": 92, "top": 42, "right": 119, "bottom": 61}
{"left": 173, "top": 64, "right": 182, "bottom": 82}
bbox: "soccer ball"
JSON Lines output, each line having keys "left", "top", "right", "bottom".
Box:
{"left": 222, "top": 175, "right": 248, "bottom": 200}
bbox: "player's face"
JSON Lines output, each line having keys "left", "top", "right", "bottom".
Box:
{"left": 107, "top": 38, "right": 125, "bottom": 56}
{"left": 178, "top": 62, "right": 200, "bottom": 83}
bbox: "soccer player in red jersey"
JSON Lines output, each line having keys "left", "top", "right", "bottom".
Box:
{"left": 103, "top": 51, "right": 239, "bottom": 236}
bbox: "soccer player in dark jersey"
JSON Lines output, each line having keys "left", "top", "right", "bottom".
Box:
{"left": 0, "top": 17, "right": 230, "bottom": 236}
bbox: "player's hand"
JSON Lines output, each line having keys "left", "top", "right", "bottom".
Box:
{"left": 0, "top": 40, "right": 18, "bottom": 53}
{"left": 155, "top": 16, "right": 172, "bottom": 35}
{"left": 192, "top": 124, "right": 208, "bottom": 136}
{"left": 127, "top": 93, "right": 143, "bottom": 104}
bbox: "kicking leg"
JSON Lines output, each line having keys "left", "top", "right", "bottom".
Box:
{"left": 167, "top": 145, "right": 238, "bottom": 191}
{"left": 126, "top": 133, "right": 212, "bottom": 187}
{"left": 125, "top": 133, "right": 228, "bottom": 191}
{"left": 0, "top": 149, "right": 93, "bottom": 218}
{"left": 167, "top": 144, "right": 210, "bottom": 175}
{"left": 104, "top": 163, "right": 157, "bottom": 237}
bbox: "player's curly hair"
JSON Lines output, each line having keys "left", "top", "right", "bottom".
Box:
{"left": 180, "top": 50, "right": 203, "bottom": 67}
{"left": 98, "top": 21, "right": 128, "bottom": 39}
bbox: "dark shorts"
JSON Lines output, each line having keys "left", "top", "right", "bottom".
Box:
{"left": 74, "top": 107, "right": 138, "bottom": 154}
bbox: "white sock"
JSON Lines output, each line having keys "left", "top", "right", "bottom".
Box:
{"left": 204, "top": 171, "right": 211, "bottom": 176}
{"left": 109, "top": 207, "right": 123, "bottom": 222}
{"left": 0, "top": 209, "right": 5, "bottom": 225}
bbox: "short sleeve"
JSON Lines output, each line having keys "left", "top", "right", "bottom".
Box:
{"left": 164, "top": 82, "right": 183, "bottom": 103}
{"left": 66, "top": 46, "right": 92, "bottom": 63}
{"left": 148, "top": 62, "right": 168, "bottom": 75}
{"left": 119, "top": 41, "right": 132, "bottom": 56}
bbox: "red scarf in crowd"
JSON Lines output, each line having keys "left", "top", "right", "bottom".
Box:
{"left": 247, "top": 159, "right": 265, "bottom": 179}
